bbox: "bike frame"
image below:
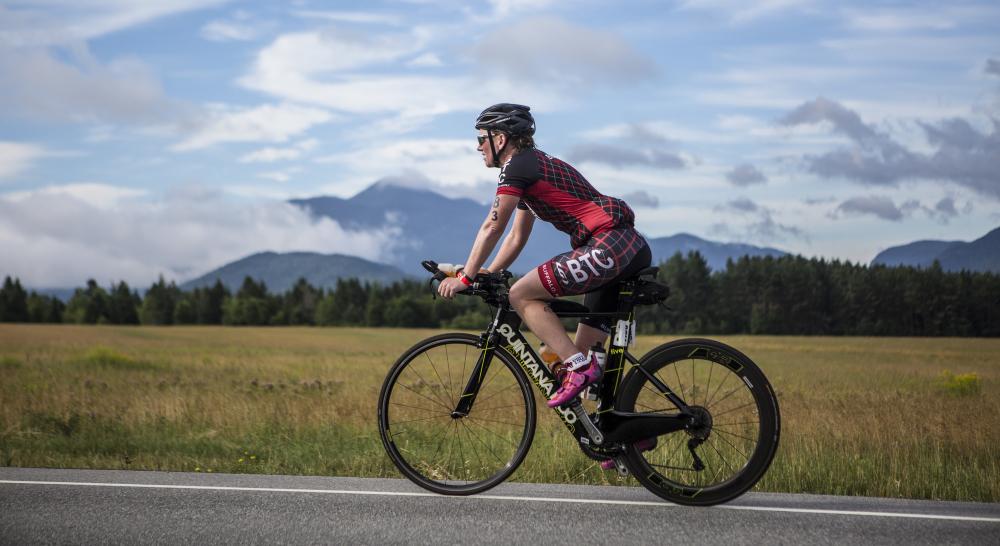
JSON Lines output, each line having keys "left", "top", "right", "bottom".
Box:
{"left": 450, "top": 278, "right": 695, "bottom": 447}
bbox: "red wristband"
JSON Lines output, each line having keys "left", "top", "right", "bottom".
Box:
{"left": 458, "top": 272, "right": 474, "bottom": 286}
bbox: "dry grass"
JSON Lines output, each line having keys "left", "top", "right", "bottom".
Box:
{"left": 0, "top": 325, "right": 997, "bottom": 501}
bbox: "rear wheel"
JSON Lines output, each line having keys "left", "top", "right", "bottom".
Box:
{"left": 618, "top": 338, "right": 780, "bottom": 506}
{"left": 378, "top": 333, "right": 536, "bottom": 495}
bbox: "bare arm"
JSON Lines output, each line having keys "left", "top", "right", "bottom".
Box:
{"left": 461, "top": 194, "right": 520, "bottom": 277}
{"left": 487, "top": 207, "right": 534, "bottom": 272}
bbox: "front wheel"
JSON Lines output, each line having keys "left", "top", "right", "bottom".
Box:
{"left": 378, "top": 333, "right": 536, "bottom": 495}
{"left": 618, "top": 338, "right": 780, "bottom": 506}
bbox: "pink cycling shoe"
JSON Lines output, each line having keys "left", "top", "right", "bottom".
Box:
{"left": 546, "top": 355, "right": 602, "bottom": 408}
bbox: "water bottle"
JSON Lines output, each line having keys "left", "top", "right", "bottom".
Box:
{"left": 584, "top": 343, "right": 607, "bottom": 401}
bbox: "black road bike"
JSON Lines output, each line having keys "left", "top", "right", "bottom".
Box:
{"left": 377, "top": 261, "right": 780, "bottom": 506}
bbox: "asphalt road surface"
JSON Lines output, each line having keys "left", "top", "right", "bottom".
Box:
{"left": 2, "top": 467, "right": 998, "bottom": 545}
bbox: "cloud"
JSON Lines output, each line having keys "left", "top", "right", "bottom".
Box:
{"left": 0, "top": 142, "right": 49, "bottom": 181}
{"left": 726, "top": 163, "right": 768, "bottom": 186}
{"left": 987, "top": 58, "right": 1000, "bottom": 77}
{"left": 832, "top": 194, "right": 969, "bottom": 224}
{"left": 934, "top": 197, "right": 959, "bottom": 220}
{"left": 781, "top": 97, "right": 1000, "bottom": 199}
{"left": 472, "top": 17, "right": 657, "bottom": 87}
{"left": 201, "top": 20, "right": 260, "bottom": 42}
{"left": 724, "top": 197, "right": 760, "bottom": 213}
{"left": 172, "top": 104, "right": 334, "bottom": 151}
{"left": 0, "top": 1, "right": 229, "bottom": 47}
{"left": 678, "top": 0, "right": 815, "bottom": 24}
{"left": 620, "top": 190, "right": 659, "bottom": 209}
{"left": 713, "top": 197, "right": 806, "bottom": 242}
{"left": 0, "top": 184, "right": 400, "bottom": 287}
{"left": 840, "top": 8, "right": 957, "bottom": 32}
{"left": 488, "top": 0, "right": 559, "bottom": 18}
{"left": 833, "top": 195, "right": 907, "bottom": 221}
{"left": 566, "top": 143, "right": 685, "bottom": 169}
{"left": 239, "top": 28, "right": 481, "bottom": 118}
{"left": 0, "top": 43, "right": 188, "bottom": 125}
{"left": 239, "top": 139, "right": 319, "bottom": 163}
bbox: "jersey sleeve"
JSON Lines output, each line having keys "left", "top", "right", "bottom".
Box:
{"left": 496, "top": 149, "right": 538, "bottom": 198}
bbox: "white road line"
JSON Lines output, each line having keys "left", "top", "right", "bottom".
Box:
{"left": 2, "top": 480, "right": 998, "bottom": 523}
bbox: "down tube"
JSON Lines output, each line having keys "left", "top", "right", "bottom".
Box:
{"left": 492, "top": 322, "right": 586, "bottom": 438}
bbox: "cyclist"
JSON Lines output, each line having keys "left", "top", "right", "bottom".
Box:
{"left": 437, "top": 103, "right": 652, "bottom": 408}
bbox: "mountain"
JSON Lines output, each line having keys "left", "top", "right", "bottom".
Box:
{"left": 872, "top": 226, "right": 1000, "bottom": 273}
{"left": 871, "top": 240, "right": 962, "bottom": 268}
{"left": 291, "top": 183, "right": 789, "bottom": 275}
{"left": 179, "top": 251, "right": 410, "bottom": 293}
{"left": 646, "top": 233, "right": 786, "bottom": 271}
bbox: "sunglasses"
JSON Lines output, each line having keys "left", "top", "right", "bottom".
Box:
{"left": 477, "top": 134, "right": 492, "bottom": 145}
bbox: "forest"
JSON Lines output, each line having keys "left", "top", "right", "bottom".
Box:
{"left": 2, "top": 252, "right": 998, "bottom": 336}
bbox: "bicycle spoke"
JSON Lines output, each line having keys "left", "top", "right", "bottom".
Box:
{"left": 465, "top": 417, "right": 520, "bottom": 450}
{"left": 712, "top": 427, "right": 755, "bottom": 443}
{"left": 424, "top": 351, "right": 455, "bottom": 407}
{"left": 395, "top": 381, "right": 453, "bottom": 412}
{"left": 710, "top": 429, "right": 750, "bottom": 461}
{"left": 403, "top": 362, "right": 453, "bottom": 410}
{"left": 710, "top": 400, "right": 756, "bottom": 419}
{"left": 392, "top": 414, "right": 453, "bottom": 427}
{"left": 706, "top": 369, "right": 732, "bottom": 407}
{"left": 389, "top": 401, "right": 449, "bottom": 414}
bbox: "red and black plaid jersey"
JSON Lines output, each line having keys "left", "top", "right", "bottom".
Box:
{"left": 496, "top": 148, "right": 636, "bottom": 248}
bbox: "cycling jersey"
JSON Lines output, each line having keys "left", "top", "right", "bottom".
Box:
{"left": 497, "top": 148, "right": 636, "bottom": 248}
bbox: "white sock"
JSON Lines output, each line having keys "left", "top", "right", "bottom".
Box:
{"left": 564, "top": 352, "right": 590, "bottom": 371}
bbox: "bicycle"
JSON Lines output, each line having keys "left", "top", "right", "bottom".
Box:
{"left": 377, "top": 261, "right": 780, "bottom": 506}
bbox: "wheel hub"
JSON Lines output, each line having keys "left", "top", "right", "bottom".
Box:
{"left": 685, "top": 405, "right": 713, "bottom": 440}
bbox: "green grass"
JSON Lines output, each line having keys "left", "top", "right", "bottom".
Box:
{"left": 0, "top": 324, "right": 997, "bottom": 501}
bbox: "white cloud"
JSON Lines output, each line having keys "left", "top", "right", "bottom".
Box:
{"left": 201, "top": 20, "right": 259, "bottom": 42}
{"left": 172, "top": 103, "right": 334, "bottom": 151}
{"left": 2, "top": 182, "right": 145, "bottom": 208}
{"left": 0, "top": 184, "right": 400, "bottom": 287}
{"left": 316, "top": 138, "right": 487, "bottom": 195}
{"left": 407, "top": 52, "right": 443, "bottom": 68}
{"left": 0, "top": 43, "right": 186, "bottom": 124}
{"left": 292, "top": 10, "right": 403, "bottom": 25}
{"left": 472, "top": 17, "right": 657, "bottom": 87}
{"left": 678, "top": 0, "right": 816, "bottom": 24}
{"left": 239, "top": 139, "right": 319, "bottom": 163}
{"left": 0, "top": 0, "right": 230, "bottom": 47}
{"left": 488, "top": 0, "right": 559, "bottom": 17}
{"left": 0, "top": 142, "right": 49, "bottom": 180}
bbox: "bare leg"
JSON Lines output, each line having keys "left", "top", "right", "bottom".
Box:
{"left": 508, "top": 270, "right": 578, "bottom": 360}
{"left": 574, "top": 323, "right": 608, "bottom": 354}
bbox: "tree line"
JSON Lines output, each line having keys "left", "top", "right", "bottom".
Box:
{"left": 2, "top": 252, "right": 998, "bottom": 336}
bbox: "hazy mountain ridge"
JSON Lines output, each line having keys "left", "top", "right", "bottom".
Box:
{"left": 872, "top": 227, "right": 1000, "bottom": 272}
{"left": 179, "top": 251, "right": 409, "bottom": 293}
{"left": 291, "top": 183, "right": 790, "bottom": 275}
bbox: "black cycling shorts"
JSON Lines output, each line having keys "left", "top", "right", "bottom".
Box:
{"left": 537, "top": 227, "right": 652, "bottom": 333}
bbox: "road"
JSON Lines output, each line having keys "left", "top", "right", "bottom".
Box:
{"left": 2, "top": 467, "right": 998, "bottom": 545}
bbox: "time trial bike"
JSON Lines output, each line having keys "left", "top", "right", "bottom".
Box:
{"left": 377, "top": 261, "right": 780, "bottom": 506}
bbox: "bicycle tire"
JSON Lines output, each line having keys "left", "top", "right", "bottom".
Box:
{"left": 378, "top": 333, "right": 536, "bottom": 495}
{"left": 617, "top": 338, "right": 780, "bottom": 506}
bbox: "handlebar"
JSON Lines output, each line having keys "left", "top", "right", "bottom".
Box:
{"left": 421, "top": 260, "right": 512, "bottom": 300}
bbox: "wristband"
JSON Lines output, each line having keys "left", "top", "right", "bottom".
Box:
{"left": 458, "top": 271, "right": 474, "bottom": 286}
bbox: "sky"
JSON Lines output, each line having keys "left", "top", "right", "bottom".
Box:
{"left": 1, "top": 0, "right": 999, "bottom": 288}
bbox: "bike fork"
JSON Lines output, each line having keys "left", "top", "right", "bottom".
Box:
{"left": 451, "top": 332, "right": 496, "bottom": 417}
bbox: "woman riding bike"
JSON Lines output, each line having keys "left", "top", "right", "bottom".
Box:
{"left": 437, "top": 103, "right": 652, "bottom": 408}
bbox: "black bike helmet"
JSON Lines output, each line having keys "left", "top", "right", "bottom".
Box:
{"left": 475, "top": 103, "right": 535, "bottom": 136}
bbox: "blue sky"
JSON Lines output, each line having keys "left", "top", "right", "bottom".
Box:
{"left": 1, "top": 0, "right": 999, "bottom": 287}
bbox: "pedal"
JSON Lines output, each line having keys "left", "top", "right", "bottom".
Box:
{"left": 613, "top": 457, "right": 629, "bottom": 478}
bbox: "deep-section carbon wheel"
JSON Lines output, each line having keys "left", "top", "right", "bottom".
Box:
{"left": 618, "top": 338, "right": 780, "bottom": 506}
{"left": 378, "top": 333, "right": 536, "bottom": 495}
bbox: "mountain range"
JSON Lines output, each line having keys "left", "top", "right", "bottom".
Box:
{"left": 289, "top": 182, "right": 787, "bottom": 277}
{"left": 179, "top": 251, "right": 408, "bottom": 293}
{"left": 871, "top": 226, "right": 1000, "bottom": 272}
{"left": 25, "top": 183, "right": 999, "bottom": 298}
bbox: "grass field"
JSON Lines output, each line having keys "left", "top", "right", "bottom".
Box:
{"left": 1, "top": 324, "right": 997, "bottom": 502}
